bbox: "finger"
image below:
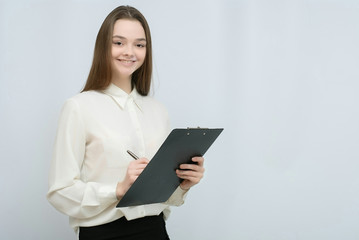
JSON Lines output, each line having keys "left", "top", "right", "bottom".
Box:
{"left": 179, "top": 164, "right": 204, "bottom": 173}
{"left": 191, "top": 157, "right": 204, "bottom": 166}
{"left": 128, "top": 165, "right": 148, "bottom": 174}
{"left": 128, "top": 158, "right": 149, "bottom": 166}
{"left": 176, "top": 169, "right": 203, "bottom": 179}
{"left": 128, "top": 160, "right": 147, "bottom": 169}
{"left": 129, "top": 162, "right": 148, "bottom": 168}
{"left": 136, "top": 158, "right": 150, "bottom": 164}
{"left": 178, "top": 175, "right": 201, "bottom": 184}
{"left": 129, "top": 168, "right": 146, "bottom": 175}
{"left": 135, "top": 163, "right": 149, "bottom": 169}
{"left": 129, "top": 159, "right": 149, "bottom": 168}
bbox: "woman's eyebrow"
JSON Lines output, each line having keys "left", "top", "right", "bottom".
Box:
{"left": 112, "top": 35, "right": 146, "bottom": 42}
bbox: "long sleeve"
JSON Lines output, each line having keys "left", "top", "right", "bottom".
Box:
{"left": 165, "top": 186, "right": 189, "bottom": 206}
{"left": 47, "top": 99, "right": 118, "bottom": 219}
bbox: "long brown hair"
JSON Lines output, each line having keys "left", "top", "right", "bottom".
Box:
{"left": 82, "top": 6, "right": 152, "bottom": 96}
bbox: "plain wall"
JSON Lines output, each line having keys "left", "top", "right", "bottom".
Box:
{"left": 1, "top": 0, "right": 358, "bottom": 239}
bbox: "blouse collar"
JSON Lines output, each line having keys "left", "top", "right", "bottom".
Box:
{"left": 102, "top": 83, "right": 143, "bottom": 111}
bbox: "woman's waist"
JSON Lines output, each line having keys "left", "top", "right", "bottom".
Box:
{"left": 70, "top": 202, "right": 169, "bottom": 232}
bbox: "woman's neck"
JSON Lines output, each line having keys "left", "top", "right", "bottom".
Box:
{"left": 111, "top": 76, "right": 132, "bottom": 94}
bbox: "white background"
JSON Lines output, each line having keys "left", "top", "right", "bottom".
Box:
{"left": 1, "top": 0, "right": 358, "bottom": 239}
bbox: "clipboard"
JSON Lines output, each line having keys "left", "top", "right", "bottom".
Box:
{"left": 116, "top": 127, "right": 223, "bottom": 208}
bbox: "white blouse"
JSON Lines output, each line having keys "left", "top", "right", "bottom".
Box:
{"left": 47, "top": 83, "right": 187, "bottom": 232}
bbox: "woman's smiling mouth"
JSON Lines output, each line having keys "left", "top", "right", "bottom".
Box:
{"left": 117, "top": 59, "right": 137, "bottom": 67}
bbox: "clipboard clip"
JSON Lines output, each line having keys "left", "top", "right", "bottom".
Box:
{"left": 186, "top": 127, "right": 209, "bottom": 136}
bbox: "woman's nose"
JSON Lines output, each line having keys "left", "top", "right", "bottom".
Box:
{"left": 123, "top": 45, "right": 134, "bottom": 56}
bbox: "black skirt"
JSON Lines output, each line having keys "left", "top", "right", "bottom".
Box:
{"left": 79, "top": 213, "right": 170, "bottom": 240}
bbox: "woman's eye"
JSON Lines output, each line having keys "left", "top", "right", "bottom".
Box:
{"left": 136, "top": 44, "right": 146, "bottom": 48}
{"left": 114, "top": 41, "right": 122, "bottom": 46}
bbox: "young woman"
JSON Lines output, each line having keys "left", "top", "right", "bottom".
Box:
{"left": 47, "top": 5, "right": 205, "bottom": 240}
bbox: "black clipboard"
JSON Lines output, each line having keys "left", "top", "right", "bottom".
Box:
{"left": 116, "top": 128, "right": 223, "bottom": 208}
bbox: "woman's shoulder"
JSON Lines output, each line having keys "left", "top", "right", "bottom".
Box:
{"left": 59, "top": 91, "right": 104, "bottom": 113}
{"left": 69, "top": 90, "right": 101, "bottom": 101}
{"left": 64, "top": 90, "right": 103, "bottom": 105}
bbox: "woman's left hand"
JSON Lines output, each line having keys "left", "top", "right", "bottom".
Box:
{"left": 176, "top": 157, "right": 205, "bottom": 190}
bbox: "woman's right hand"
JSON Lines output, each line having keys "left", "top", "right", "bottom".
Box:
{"left": 116, "top": 158, "right": 149, "bottom": 200}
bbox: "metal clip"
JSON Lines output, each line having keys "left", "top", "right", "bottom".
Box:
{"left": 187, "top": 127, "right": 209, "bottom": 130}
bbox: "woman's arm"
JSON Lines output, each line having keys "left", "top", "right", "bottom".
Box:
{"left": 46, "top": 99, "right": 118, "bottom": 219}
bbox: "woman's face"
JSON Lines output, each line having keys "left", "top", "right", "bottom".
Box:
{"left": 111, "top": 19, "right": 146, "bottom": 82}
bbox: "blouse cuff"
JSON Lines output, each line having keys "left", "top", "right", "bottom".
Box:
{"left": 165, "top": 186, "right": 189, "bottom": 206}
{"left": 98, "top": 183, "right": 118, "bottom": 202}
{"left": 82, "top": 183, "right": 118, "bottom": 206}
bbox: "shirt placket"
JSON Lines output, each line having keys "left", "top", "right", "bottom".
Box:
{"left": 127, "top": 96, "right": 147, "bottom": 217}
{"left": 127, "top": 96, "right": 146, "bottom": 158}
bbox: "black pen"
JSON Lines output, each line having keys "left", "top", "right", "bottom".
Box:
{"left": 127, "top": 150, "right": 139, "bottom": 160}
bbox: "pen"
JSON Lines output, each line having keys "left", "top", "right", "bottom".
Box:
{"left": 127, "top": 150, "right": 139, "bottom": 160}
